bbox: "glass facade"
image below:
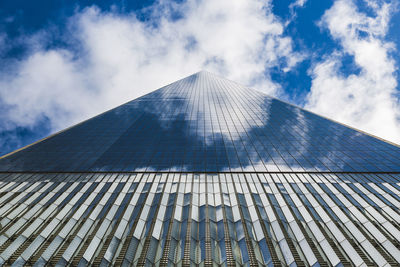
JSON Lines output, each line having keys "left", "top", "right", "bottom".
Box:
{"left": 1, "top": 71, "right": 399, "bottom": 173}
{"left": 0, "top": 71, "right": 399, "bottom": 266}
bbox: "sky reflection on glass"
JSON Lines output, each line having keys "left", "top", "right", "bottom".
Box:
{"left": 0, "top": 71, "right": 399, "bottom": 172}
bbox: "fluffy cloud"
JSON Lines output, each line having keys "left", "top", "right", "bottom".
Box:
{"left": 0, "top": 0, "right": 301, "bottom": 134}
{"left": 306, "top": 0, "right": 400, "bottom": 143}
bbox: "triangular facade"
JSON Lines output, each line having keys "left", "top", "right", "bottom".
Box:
{"left": 1, "top": 71, "right": 399, "bottom": 173}
{"left": 0, "top": 71, "right": 399, "bottom": 266}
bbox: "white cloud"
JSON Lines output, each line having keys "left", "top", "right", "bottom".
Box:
{"left": 290, "top": 0, "right": 307, "bottom": 9}
{"left": 286, "top": 0, "right": 308, "bottom": 26}
{"left": 305, "top": 0, "right": 400, "bottom": 143}
{"left": 0, "top": 0, "right": 302, "bottom": 134}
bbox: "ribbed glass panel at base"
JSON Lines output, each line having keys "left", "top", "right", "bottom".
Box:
{"left": 0, "top": 172, "right": 398, "bottom": 266}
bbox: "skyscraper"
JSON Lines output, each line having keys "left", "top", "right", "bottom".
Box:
{"left": 0, "top": 71, "right": 399, "bottom": 266}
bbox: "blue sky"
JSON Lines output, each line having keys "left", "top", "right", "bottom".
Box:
{"left": 0, "top": 0, "right": 399, "bottom": 156}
